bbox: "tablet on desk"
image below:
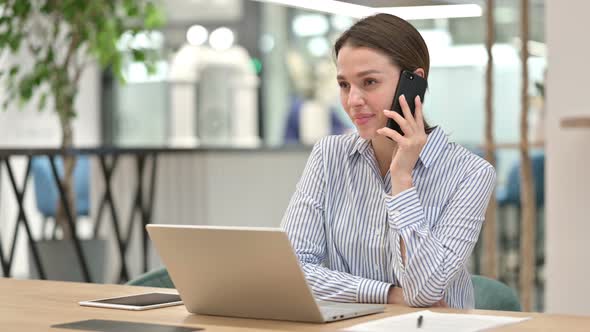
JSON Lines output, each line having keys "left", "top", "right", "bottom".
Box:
{"left": 79, "top": 292, "right": 182, "bottom": 311}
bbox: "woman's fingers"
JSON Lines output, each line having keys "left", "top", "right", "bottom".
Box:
{"left": 399, "top": 95, "right": 417, "bottom": 130}
{"left": 414, "top": 95, "right": 425, "bottom": 131}
{"left": 383, "top": 109, "right": 414, "bottom": 136}
{"left": 377, "top": 126, "right": 406, "bottom": 143}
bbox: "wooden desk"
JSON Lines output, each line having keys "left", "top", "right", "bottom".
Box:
{"left": 2, "top": 278, "right": 589, "bottom": 331}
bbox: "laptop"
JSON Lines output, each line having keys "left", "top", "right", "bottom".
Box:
{"left": 146, "top": 225, "right": 385, "bottom": 323}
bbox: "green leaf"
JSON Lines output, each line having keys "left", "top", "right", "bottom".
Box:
{"left": 131, "top": 49, "right": 146, "bottom": 62}
{"left": 9, "top": 66, "right": 19, "bottom": 77}
{"left": 144, "top": 2, "right": 166, "bottom": 29}
{"left": 124, "top": 0, "right": 140, "bottom": 16}
{"left": 38, "top": 93, "right": 48, "bottom": 112}
{"left": 13, "top": 1, "right": 31, "bottom": 18}
{"left": 18, "top": 77, "right": 34, "bottom": 101}
{"left": 8, "top": 36, "right": 21, "bottom": 52}
{"left": 0, "top": 33, "right": 8, "bottom": 48}
{"left": 32, "top": 62, "right": 50, "bottom": 85}
{"left": 146, "top": 62, "right": 156, "bottom": 75}
{"left": 0, "top": 16, "right": 10, "bottom": 26}
{"left": 46, "top": 48, "right": 55, "bottom": 63}
{"left": 62, "top": 1, "right": 77, "bottom": 21}
{"left": 111, "top": 57, "right": 126, "bottom": 84}
{"left": 40, "top": 2, "right": 52, "bottom": 14}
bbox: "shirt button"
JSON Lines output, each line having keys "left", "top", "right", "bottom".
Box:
{"left": 391, "top": 211, "right": 401, "bottom": 218}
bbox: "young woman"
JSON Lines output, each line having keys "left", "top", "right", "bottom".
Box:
{"left": 281, "top": 13, "right": 496, "bottom": 309}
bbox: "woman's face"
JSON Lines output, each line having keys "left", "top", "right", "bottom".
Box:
{"left": 336, "top": 45, "right": 400, "bottom": 140}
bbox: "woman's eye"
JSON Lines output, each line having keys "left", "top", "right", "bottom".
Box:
{"left": 338, "top": 82, "right": 349, "bottom": 89}
{"left": 365, "top": 79, "right": 377, "bottom": 86}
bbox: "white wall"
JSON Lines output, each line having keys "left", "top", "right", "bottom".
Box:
{"left": 545, "top": 0, "right": 590, "bottom": 315}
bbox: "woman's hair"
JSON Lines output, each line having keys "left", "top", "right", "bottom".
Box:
{"left": 334, "top": 13, "right": 435, "bottom": 133}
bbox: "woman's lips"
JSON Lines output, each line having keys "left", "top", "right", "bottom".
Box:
{"left": 353, "top": 113, "right": 374, "bottom": 125}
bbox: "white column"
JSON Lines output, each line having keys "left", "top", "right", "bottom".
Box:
{"left": 545, "top": 0, "right": 590, "bottom": 315}
{"left": 261, "top": 3, "right": 290, "bottom": 146}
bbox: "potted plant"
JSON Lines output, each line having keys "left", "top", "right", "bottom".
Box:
{"left": 0, "top": 0, "right": 165, "bottom": 282}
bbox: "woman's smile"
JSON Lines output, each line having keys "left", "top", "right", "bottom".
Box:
{"left": 352, "top": 113, "right": 376, "bottom": 125}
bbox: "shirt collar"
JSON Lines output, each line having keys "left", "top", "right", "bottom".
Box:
{"left": 419, "top": 126, "right": 448, "bottom": 169}
{"left": 348, "top": 135, "right": 372, "bottom": 157}
{"left": 348, "top": 126, "right": 448, "bottom": 169}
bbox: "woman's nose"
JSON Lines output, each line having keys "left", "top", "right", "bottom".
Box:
{"left": 347, "top": 86, "right": 365, "bottom": 107}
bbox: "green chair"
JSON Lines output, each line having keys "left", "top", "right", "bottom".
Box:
{"left": 126, "top": 267, "right": 174, "bottom": 289}
{"left": 472, "top": 275, "right": 521, "bottom": 311}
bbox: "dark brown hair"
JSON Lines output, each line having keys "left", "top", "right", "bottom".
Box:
{"left": 334, "top": 13, "right": 435, "bottom": 133}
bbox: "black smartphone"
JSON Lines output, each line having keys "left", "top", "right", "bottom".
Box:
{"left": 386, "top": 70, "right": 428, "bottom": 135}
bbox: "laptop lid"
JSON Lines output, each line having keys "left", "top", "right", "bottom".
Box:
{"left": 147, "top": 225, "right": 326, "bottom": 322}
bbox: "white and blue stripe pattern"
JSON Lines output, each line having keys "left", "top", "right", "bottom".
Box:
{"left": 281, "top": 127, "right": 496, "bottom": 309}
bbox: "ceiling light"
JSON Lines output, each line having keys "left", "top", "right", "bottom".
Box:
{"left": 380, "top": 4, "right": 482, "bottom": 20}
{"left": 292, "top": 14, "right": 329, "bottom": 37}
{"left": 186, "top": 25, "right": 208, "bottom": 46}
{"left": 251, "top": 0, "right": 482, "bottom": 20}
{"left": 209, "top": 27, "right": 234, "bottom": 51}
{"left": 250, "top": 0, "right": 373, "bottom": 18}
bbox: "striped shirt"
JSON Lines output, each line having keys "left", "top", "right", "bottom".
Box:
{"left": 281, "top": 127, "right": 496, "bottom": 309}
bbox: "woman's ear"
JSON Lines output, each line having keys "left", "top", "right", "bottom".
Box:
{"left": 413, "top": 68, "right": 426, "bottom": 79}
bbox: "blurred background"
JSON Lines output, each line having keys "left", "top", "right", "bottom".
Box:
{"left": 2, "top": 0, "right": 587, "bottom": 317}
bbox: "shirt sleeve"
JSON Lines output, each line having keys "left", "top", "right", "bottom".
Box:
{"left": 281, "top": 141, "right": 392, "bottom": 304}
{"left": 384, "top": 165, "right": 496, "bottom": 307}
